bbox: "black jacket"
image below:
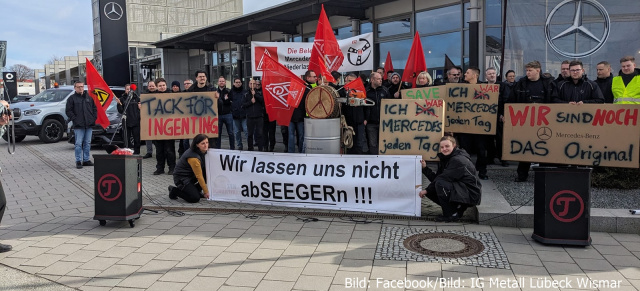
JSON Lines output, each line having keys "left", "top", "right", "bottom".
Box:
{"left": 243, "top": 89, "right": 264, "bottom": 118}
{"left": 230, "top": 86, "right": 247, "bottom": 119}
{"left": 65, "top": 91, "right": 97, "bottom": 128}
{"left": 595, "top": 74, "right": 614, "bottom": 103}
{"left": 216, "top": 87, "right": 232, "bottom": 115}
{"left": 498, "top": 81, "right": 515, "bottom": 116}
{"left": 387, "top": 82, "right": 411, "bottom": 98}
{"left": 554, "top": 75, "right": 604, "bottom": 103}
{"left": 508, "top": 74, "right": 557, "bottom": 104}
{"left": 422, "top": 148, "right": 482, "bottom": 206}
{"left": 173, "top": 148, "right": 206, "bottom": 185}
{"left": 117, "top": 91, "right": 141, "bottom": 127}
{"left": 364, "top": 85, "right": 390, "bottom": 125}
{"left": 188, "top": 84, "right": 213, "bottom": 92}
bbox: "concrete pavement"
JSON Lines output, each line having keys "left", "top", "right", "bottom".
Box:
{"left": 0, "top": 136, "right": 639, "bottom": 291}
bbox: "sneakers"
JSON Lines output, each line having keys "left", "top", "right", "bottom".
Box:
{"left": 76, "top": 162, "right": 83, "bottom": 169}
{"left": 0, "top": 243, "right": 11, "bottom": 253}
{"left": 83, "top": 161, "right": 94, "bottom": 166}
{"left": 153, "top": 170, "right": 164, "bottom": 175}
{"left": 143, "top": 153, "right": 152, "bottom": 159}
{"left": 168, "top": 185, "right": 178, "bottom": 200}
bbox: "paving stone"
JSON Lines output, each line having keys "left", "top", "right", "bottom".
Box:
{"left": 294, "top": 274, "right": 334, "bottom": 291}
{"left": 225, "top": 271, "right": 266, "bottom": 287}
{"left": 158, "top": 267, "right": 202, "bottom": 283}
{"left": 264, "top": 266, "right": 304, "bottom": 281}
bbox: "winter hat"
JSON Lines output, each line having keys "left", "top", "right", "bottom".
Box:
{"left": 171, "top": 81, "right": 180, "bottom": 88}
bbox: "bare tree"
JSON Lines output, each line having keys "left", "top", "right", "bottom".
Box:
{"left": 8, "top": 64, "right": 35, "bottom": 81}
{"left": 47, "top": 55, "right": 64, "bottom": 65}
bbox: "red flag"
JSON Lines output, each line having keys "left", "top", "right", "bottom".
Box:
{"left": 85, "top": 58, "right": 113, "bottom": 129}
{"left": 343, "top": 77, "right": 366, "bottom": 98}
{"left": 261, "top": 55, "right": 307, "bottom": 126}
{"left": 401, "top": 32, "right": 427, "bottom": 87}
{"left": 383, "top": 51, "right": 394, "bottom": 80}
{"left": 308, "top": 4, "right": 344, "bottom": 83}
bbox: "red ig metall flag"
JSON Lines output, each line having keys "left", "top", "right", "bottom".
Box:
{"left": 85, "top": 58, "right": 113, "bottom": 129}
{"left": 308, "top": 4, "right": 344, "bottom": 83}
{"left": 261, "top": 55, "right": 307, "bottom": 126}
{"left": 401, "top": 32, "right": 427, "bottom": 87}
{"left": 383, "top": 51, "right": 394, "bottom": 80}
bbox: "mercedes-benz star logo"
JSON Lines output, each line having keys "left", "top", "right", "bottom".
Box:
{"left": 545, "top": 0, "right": 610, "bottom": 58}
{"left": 103, "top": 2, "right": 123, "bottom": 21}
{"left": 537, "top": 127, "right": 552, "bottom": 140}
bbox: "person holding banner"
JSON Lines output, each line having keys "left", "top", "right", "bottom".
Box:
{"left": 613, "top": 56, "right": 640, "bottom": 104}
{"left": 169, "top": 134, "right": 210, "bottom": 203}
{"left": 187, "top": 70, "right": 218, "bottom": 147}
{"left": 554, "top": 61, "right": 604, "bottom": 104}
{"left": 419, "top": 136, "right": 482, "bottom": 222}
{"left": 243, "top": 79, "right": 264, "bottom": 151}
{"left": 387, "top": 72, "right": 411, "bottom": 98}
{"left": 507, "top": 61, "right": 557, "bottom": 182}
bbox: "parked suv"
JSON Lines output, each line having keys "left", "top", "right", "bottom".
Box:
{"left": 2, "top": 86, "right": 125, "bottom": 143}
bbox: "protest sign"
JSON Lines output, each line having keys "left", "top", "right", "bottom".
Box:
{"left": 503, "top": 104, "right": 640, "bottom": 168}
{"left": 378, "top": 99, "right": 445, "bottom": 160}
{"left": 207, "top": 150, "right": 423, "bottom": 216}
{"left": 443, "top": 83, "right": 499, "bottom": 134}
{"left": 140, "top": 92, "right": 219, "bottom": 140}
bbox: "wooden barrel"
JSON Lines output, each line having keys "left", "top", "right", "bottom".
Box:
{"left": 305, "top": 85, "right": 341, "bottom": 119}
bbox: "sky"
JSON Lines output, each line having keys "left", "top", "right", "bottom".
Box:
{"left": 0, "top": 0, "right": 288, "bottom": 73}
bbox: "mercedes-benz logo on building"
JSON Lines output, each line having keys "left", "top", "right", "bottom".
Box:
{"left": 545, "top": 0, "right": 610, "bottom": 58}
{"left": 103, "top": 2, "right": 123, "bottom": 21}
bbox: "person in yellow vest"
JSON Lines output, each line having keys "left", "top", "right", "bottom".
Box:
{"left": 613, "top": 56, "right": 640, "bottom": 104}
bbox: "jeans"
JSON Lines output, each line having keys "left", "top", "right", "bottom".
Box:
{"left": 74, "top": 127, "right": 93, "bottom": 162}
{"left": 365, "top": 123, "right": 379, "bottom": 155}
{"left": 233, "top": 118, "right": 247, "bottom": 149}
{"left": 215, "top": 114, "right": 235, "bottom": 149}
{"left": 288, "top": 121, "right": 305, "bottom": 153}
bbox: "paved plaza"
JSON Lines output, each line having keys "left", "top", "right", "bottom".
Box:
{"left": 0, "top": 137, "right": 639, "bottom": 291}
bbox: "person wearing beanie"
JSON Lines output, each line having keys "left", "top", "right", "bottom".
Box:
{"left": 171, "top": 81, "right": 181, "bottom": 93}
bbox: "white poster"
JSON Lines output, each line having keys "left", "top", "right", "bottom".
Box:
{"left": 251, "top": 33, "right": 374, "bottom": 77}
{"left": 206, "top": 150, "right": 422, "bottom": 217}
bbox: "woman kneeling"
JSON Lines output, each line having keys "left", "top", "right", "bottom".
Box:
{"left": 169, "top": 134, "right": 210, "bottom": 203}
{"left": 418, "top": 136, "right": 482, "bottom": 222}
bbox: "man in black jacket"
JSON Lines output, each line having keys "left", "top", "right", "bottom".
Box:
{"left": 215, "top": 76, "right": 234, "bottom": 149}
{"left": 507, "top": 61, "right": 557, "bottom": 182}
{"left": 243, "top": 79, "right": 264, "bottom": 151}
{"left": 230, "top": 78, "right": 247, "bottom": 150}
{"left": 117, "top": 84, "right": 141, "bottom": 154}
{"left": 65, "top": 81, "right": 98, "bottom": 169}
{"left": 342, "top": 73, "right": 367, "bottom": 154}
{"left": 188, "top": 70, "right": 219, "bottom": 148}
{"left": 364, "top": 72, "right": 391, "bottom": 155}
{"left": 595, "top": 61, "right": 614, "bottom": 103}
{"left": 553, "top": 60, "right": 571, "bottom": 87}
{"left": 554, "top": 60, "right": 604, "bottom": 104}
{"left": 289, "top": 71, "right": 314, "bottom": 153}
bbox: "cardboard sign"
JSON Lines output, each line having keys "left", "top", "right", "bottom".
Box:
{"left": 401, "top": 86, "right": 442, "bottom": 101}
{"left": 378, "top": 99, "right": 445, "bottom": 160}
{"left": 503, "top": 104, "right": 640, "bottom": 168}
{"left": 207, "top": 150, "right": 423, "bottom": 217}
{"left": 444, "top": 83, "right": 498, "bottom": 134}
{"left": 140, "top": 92, "right": 219, "bottom": 140}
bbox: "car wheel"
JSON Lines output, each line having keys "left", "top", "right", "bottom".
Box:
{"left": 39, "top": 119, "right": 64, "bottom": 143}
{"left": 2, "top": 132, "right": 26, "bottom": 142}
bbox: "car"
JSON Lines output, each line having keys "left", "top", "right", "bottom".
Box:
{"left": 2, "top": 86, "right": 125, "bottom": 143}
{"left": 67, "top": 97, "right": 135, "bottom": 147}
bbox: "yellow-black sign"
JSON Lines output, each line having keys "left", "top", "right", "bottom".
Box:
{"left": 93, "top": 88, "right": 110, "bottom": 106}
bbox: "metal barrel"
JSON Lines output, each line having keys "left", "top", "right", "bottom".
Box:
{"left": 304, "top": 118, "right": 340, "bottom": 154}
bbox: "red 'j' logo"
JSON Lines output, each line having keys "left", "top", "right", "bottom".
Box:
{"left": 97, "top": 174, "right": 122, "bottom": 202}
{"left": 549, "top": 190, "right": 584, "bottom": 223}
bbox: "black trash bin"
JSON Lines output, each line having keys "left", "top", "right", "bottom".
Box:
{"left": 532, "top": 167, "right": 592, "bottom": 246}
{"left": 93, "top": 154, "right": 142, "bottom": 227}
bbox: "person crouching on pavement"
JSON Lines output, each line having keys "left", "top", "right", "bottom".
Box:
{"left": 169, "top": 134, "right": 210, "bottom": 203}
{"left": 418, "top": 136, "right": 482, "bottom": 222}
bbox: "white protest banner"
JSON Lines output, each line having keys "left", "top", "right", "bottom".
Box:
{"left": 251, "top": 33, "right": 373, "bottom": 76}
{"left": 207, "top": 150, "right": 422, "bottom": 216}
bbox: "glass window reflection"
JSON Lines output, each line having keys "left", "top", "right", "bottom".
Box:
{"left": 377, "top": 18, "right": 411, "bottom": 38}
{"left": 335, "top": 26, "right": 351, "bottom": 40}
{"left": 485, "top": 0, "right": 502, "bottom": 26}
{"left": 379, "top": 39, "right": 413, "bottom": 72}
{"left": 361, "top": 22, "right": 373, "bottom": 34}
{"left": 486, "top": 27, "right": 502, "bottom": 54}
{"left": 416, "top": 5, "right": 461, "bottom": 34}
{"left": 421, "top": 32, "right": 462, "bottom": 71}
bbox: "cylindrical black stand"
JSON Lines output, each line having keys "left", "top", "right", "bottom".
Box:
{"left": 532, "top": 167, "right": 592, "bottom": 246}
{"left": 93, "top": 154, "right": 142, "bottom": 227}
